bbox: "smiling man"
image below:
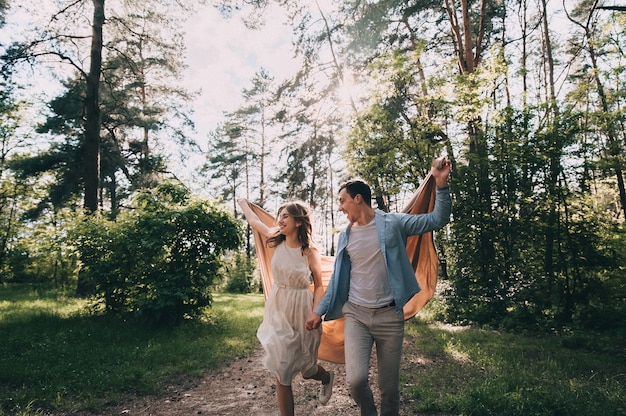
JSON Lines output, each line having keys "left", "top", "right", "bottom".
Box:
{"left": 306, "top": 157, "right": 452, "bottom": 416}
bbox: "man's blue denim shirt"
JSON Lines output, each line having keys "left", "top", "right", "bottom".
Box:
{"left": 315, "top": 187, "right": 452, "bottom": 321}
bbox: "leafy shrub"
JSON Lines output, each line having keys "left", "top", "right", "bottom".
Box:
{"left": 72, "top": 182, "right": 242, "bottom": 326}
{"left": 1, "top": 210, "right": 80, "bottom": 286}
{"left": 223, "top": 252, "right": 258, "bottom": 294}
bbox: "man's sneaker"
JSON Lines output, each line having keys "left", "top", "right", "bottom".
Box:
{"left": 319, "top": 371, "right": 334, "bottom": 405}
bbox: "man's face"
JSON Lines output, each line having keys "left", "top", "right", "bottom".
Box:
{"left": 338, "top": 188, "right": 359, "bottom": 223}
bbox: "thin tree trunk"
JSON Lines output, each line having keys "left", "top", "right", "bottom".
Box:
{"left": 521, "top": 0, "right": 528, "bottom": 109}
{"left": 539, "top": 0, "right": 559, "bottom": 291}
{"left": 541, "top": 0, "right": 557, "bottom": 114}
{"left": 259, "top": 106, "right": 266, "bottom": 205}
{"left": 83, "top": 0, "right": 105, "bottom": 213}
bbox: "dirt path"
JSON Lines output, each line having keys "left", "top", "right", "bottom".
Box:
{"left": 56, "top": 342, "right": 420, "bottom": 416}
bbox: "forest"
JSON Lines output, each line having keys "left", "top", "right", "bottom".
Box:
{"left": 0, "top": 0, "right": 625, "bottom": 332}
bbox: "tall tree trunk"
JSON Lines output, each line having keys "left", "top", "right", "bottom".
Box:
{"left": 539, "top": 0, "right": 559, "bottom": 297}
{"left": 83, "top": 0, "right": 105, "bottom": 213}
{"left": 140, "top": 77, "right": 152, "bottom": 186}
{"left": 259, "top": 106, "right": 266, "bottom": 206}
{"left": 327, "top": 149, "right": 335, "bottom": 256}
{"left": 541, "top": 0, "right": 557, "bottom": 115}
{"left": 77, "top": 0, "right": 105, "bottom": 296}
{"left": 521, "top": 0, "right": 528, "bottom": 108}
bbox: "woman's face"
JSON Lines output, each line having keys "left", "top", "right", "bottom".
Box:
{"left": 277, "top": 209, "right": 301, "bottom": 236}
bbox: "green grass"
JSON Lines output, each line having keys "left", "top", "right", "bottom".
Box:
{"left": 1, "top": 284, "right": 625, "bottom": 416}
{"left": 402, "top": 318, "right": 626, "bottom": 415}
{"left": 0, "top": 284, "right": 264, "bottom": 415}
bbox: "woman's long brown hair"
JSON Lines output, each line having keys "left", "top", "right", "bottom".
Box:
{"left": 266, "top": 201, "right": 313, "bottom": 256}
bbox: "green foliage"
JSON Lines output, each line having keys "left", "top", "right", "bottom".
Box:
{"left": 346, "top": 107, "right": 408, "bottom": 204}
{"left": 4, "top": 231, "right": 78, "bottom": 286}
{"left": 71, "top": 182, "right": 242, "bottom": 326}
{"left": 0, "top": 284, "right": 264, "bottom": 414}
{"left": 203, "top": 123, "right": 247, "bottom": 205}
{"left": 276, "top": 134, "right": 335, "bottom": 204}
{"left": 7, "top": 78, "right": 86, "bottom": 216}
{"left": 223, "top": 252, "right": 258, "bottom": 294}
{"left": 0, "top": 82, "right": 23, "bottom": 282}
{"left": 345, "top": 49, "right": 447, "bottom": 207}
{"left": 442, "top": 108, "right": 626, "bottom": 331}
{"left": 1, "top": 196, "right": 80, "bottom": 286}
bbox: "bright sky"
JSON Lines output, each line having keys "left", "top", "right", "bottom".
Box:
{"left": 174, "top": 3, "right": 299, "bottom": 189}
{"left": 182, "top": 3, "right": 299, "bottom": 141}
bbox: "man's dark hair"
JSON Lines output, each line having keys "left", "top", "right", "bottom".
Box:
{"left": 339, "top": 179, "right": 372, "bottom": 206}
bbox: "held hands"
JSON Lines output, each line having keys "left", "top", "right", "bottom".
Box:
{"left": 431, "top": 156, "right": 452, "bottom": 189}
{"left": 305, "top": 312, "right": 322, "bottom": 330}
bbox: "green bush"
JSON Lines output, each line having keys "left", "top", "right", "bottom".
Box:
{"left": 72, "top": 182, "right": 242, "bottom": 326}
{"left": 224, "top": 252, "right": 258, "bottom": 294}
{"left": 1, "top": 209, "right": 81, "bottom": 286}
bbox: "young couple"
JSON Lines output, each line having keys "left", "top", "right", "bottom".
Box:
{"left": 238, "top": 157, "right": 452, "bottom": 416}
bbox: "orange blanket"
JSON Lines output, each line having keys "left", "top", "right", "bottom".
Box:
{"left": 244, "top": 173, "right": 439, "bottom": 364}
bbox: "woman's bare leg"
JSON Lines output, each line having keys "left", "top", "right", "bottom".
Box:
{"left": 276, "top": 381, "right": 294, "bottom": 416}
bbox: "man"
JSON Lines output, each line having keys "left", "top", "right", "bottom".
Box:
{"left": 305, "top": 157, "right": 452, "bottom": 416}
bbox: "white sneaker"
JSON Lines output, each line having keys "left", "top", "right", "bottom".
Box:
{"left": 319, "top": 371, "right": 334, "bottom": 405}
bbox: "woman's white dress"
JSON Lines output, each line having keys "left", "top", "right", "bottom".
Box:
{"left": 256, "top": 243, "right": 322, "bottom": 386}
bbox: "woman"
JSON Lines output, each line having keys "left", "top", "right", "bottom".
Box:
{"left": 237, "top": 198, "right": 334, "bottom": 416}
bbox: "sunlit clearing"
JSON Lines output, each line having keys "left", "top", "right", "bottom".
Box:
{"left": 431, "top": 322, "right": 470, "bottom": 332}
{"left": 444, "top": 339, "right": 473, "bottom": 365}
{"left": 0, "top": 297, "right": 86, "bottom": 322}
